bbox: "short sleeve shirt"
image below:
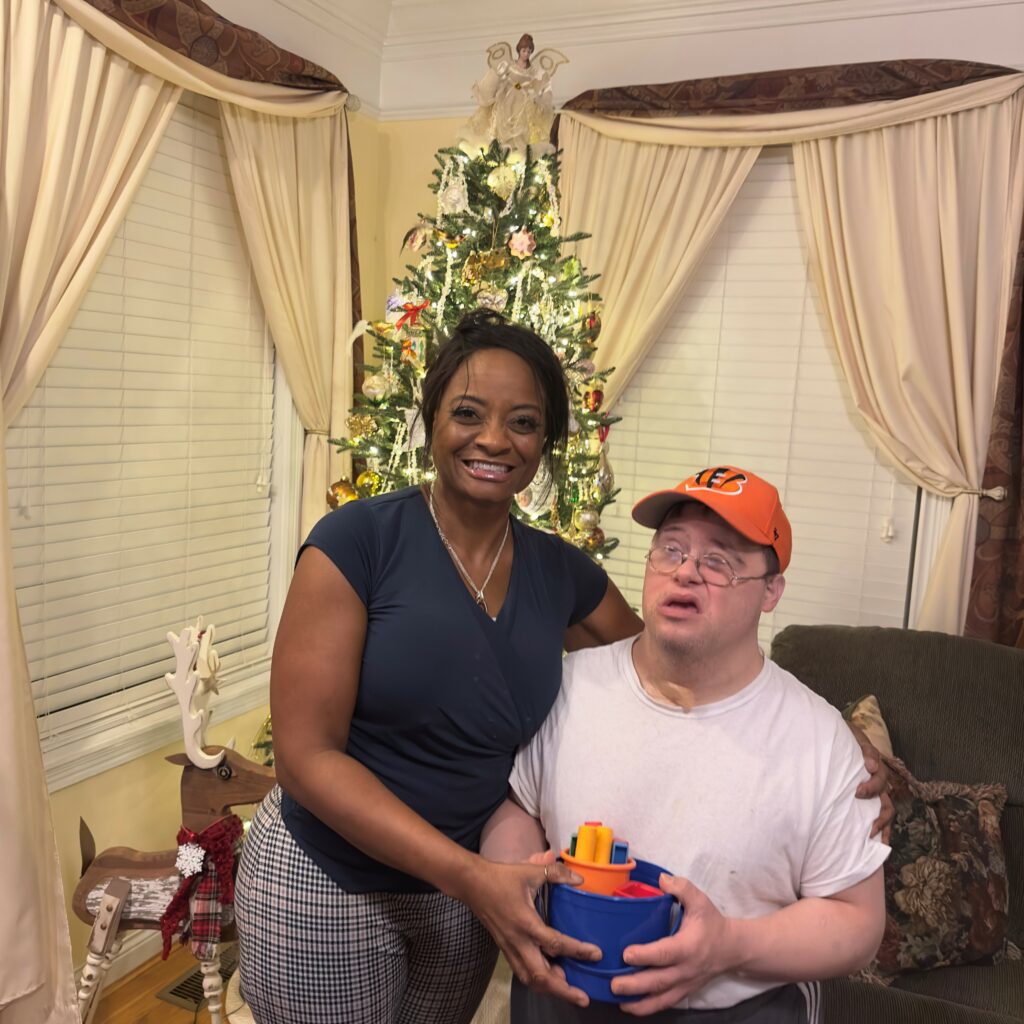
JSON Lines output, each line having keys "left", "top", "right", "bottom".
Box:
{"left": 280, "top": 486, "right": 608, "bottom": 892}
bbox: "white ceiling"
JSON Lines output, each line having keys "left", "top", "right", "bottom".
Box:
{"left": 213, "top": 0, "right": 1024, "bottom": 119}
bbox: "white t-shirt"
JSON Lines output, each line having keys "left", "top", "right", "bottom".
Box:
{"left": 510, "top": 637, "right": 890, "bottom": 1011}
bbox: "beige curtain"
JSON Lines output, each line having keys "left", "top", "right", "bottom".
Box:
{"left": 559, "top": 117, "right": 759, "bottom": 408}
{"left": 792, "top": 93, "right": 1024, "bottom": 633}
{"left": 54, "top": 0, "right": 353, "bottom": 534}
{"left": 559, "top": 72, "right": 1024, "bottom": 631}
{"left": 220, "top": 106, "right": 353, "bottom": 536}
{"left": 0, "top": 1, "right": 181, "bottom": 1019}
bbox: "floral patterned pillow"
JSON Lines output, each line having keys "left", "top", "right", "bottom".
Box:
{"left": 867, "top": 755, "right": 1009, "bottom": 980}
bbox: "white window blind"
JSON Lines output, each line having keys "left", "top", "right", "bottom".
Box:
{"left": 601, "top": 149, "right": 919, "bottom": 645}
{"left": 7, "top": 92, "right": 276, "bottom": 726}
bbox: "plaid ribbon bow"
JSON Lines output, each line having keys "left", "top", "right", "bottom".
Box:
{"left": 159, "top": 814, "right": 243, "bottom": 960}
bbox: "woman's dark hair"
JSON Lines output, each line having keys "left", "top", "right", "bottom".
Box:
{"left": 420, "top": 308, "right": 569, "bottom": 474}
{"left": 516, "top": 33, "right": 535, "bottom": 56}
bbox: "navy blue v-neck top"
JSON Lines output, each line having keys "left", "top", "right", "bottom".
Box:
{"left": 280, "top": 486, "right": 608, "bottom": 892}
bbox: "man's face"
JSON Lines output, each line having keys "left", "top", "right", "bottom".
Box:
{"left": 641, "top": 503, "right": 785, "bottom": 661}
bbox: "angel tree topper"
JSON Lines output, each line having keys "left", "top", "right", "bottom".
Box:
{"left": 460, "top": 32, "right": 568, "bottom": 154}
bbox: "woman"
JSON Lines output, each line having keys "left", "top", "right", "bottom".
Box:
{"left": 235, "top": 309, "right": 642, "bottom": 1024}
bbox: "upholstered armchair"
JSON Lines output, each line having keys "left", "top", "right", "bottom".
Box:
{"left": 771, "top": 624, "right": 1024, "bottom": 1024}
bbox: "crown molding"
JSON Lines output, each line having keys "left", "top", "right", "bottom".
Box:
{"left": 275, "top": 0, "right": 386, "bottom": 59}
{"left": 377, "top": 101, "right": 474, "bottom": 122}
{"left": 383, "top": 0, "right": 1024, "bottom": 59}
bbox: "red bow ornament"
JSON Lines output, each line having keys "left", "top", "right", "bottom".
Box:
{"left": 159, "top": 814, "right": 243, "bottom": 961}
{"left": 395, "top": 300, "right": 429, "bottom": 331}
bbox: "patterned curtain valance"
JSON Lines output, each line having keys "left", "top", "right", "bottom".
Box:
{"left": 561, "top": 58, "right": 1017, "bottom": 118}
{"left": 82, "top": 0, "right": 344, "bottom": 90}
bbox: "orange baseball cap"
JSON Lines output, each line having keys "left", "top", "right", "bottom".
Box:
{"left": 631, "top": 466, "right": 792, "bottom": 571}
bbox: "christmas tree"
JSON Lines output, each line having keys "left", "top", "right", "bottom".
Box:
{"left": 330, "top": 139, "right": 620, "bottom": 560}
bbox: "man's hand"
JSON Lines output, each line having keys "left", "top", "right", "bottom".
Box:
{"left": 614, "top": 871, "right": 886, "bottom": 1017}
{"left": 456, "top": 856, "right": 600, "bottom": 1008}
{"left": 848, "top": 723, "right": 894, "bottom": 841}
{"left": 611, "top": 874, "right": 734, "bottom": 1016}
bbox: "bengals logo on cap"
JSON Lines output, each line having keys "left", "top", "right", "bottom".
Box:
{"left": 685, "top": 467, "right": 747, "bottom": 495}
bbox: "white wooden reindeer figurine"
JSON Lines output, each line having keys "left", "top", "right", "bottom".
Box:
{"left": 74, "top": 617, "right": 275, "bottom": 1023}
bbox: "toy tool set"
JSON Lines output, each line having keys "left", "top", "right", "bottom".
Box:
{"left": 545, "top": 820, "right": 681, "bottom": 1004}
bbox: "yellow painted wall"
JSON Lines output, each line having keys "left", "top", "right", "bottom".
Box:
{"left": 348, "top": 115, "right": 465, "bottom": 317}
{"left": 54, "top": 111, "right": 461, "bottom": 970}
{"left": 53, "top": 704, "right": 270, "bottom": 964}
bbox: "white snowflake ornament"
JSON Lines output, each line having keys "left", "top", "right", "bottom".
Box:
{"left": 439, "top": 183, "right": 469, "bottom": 214}
{"left": 176, "top": 841, "right": 206, "bottom": 878}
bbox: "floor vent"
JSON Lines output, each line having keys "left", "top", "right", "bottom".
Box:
{"left": 155, "top": 943, "right": 239, "bottom": 1012}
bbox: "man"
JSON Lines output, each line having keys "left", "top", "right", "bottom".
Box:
{"left": 482, "top": 466, "right": 889, "bottom": 1023}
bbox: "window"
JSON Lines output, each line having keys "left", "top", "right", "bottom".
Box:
{"left": 7, "top": 93, "right": 301, "bottom": 790}
{"left": 600, "top": 149, "right": 920, "bottom": 646}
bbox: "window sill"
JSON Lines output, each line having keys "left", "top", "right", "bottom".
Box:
{"left": 41, "top": 659, "right": 270, "bottom": 793}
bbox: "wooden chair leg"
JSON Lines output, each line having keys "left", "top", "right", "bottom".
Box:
{"left": 80, "top": 937, "right": 124, "bottom": 1024}
{"left": 78, "top": 879, "right": 130, "bottom": 1023}
{"left": 201, "top": 949, "right": 223, "bottom": 1024}
{"left": 77, "top": 947, "right": 106, "bottom": 1022}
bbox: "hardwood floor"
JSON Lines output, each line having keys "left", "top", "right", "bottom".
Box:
{"left": 93, "top": 944, "right": 225, "bottom": 1024}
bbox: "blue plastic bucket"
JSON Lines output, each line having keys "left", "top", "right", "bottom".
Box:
{"left": 548, "top": 858, "right": 681, "bottom": 1004}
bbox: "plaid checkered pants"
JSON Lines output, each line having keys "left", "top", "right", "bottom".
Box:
{"left": 235, "top": 786, "right": 497, "bottom": 1024}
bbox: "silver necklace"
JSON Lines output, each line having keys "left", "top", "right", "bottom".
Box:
{"left": 428, "top": 486, "right": 510, "bottom": 614}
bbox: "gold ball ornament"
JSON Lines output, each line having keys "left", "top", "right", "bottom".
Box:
{"left": 361, "top": 374, "right": 389, "bottom": 401}
{"left": 585, "top": 527, "right": 606, "bottom": 551}
{"left": 356, "top": 469, "right": 382, "bottom": 495}
{"left": 573, "top": 508, "right": 600, "bottom": 532}
{"left": 326, "top": 477, "right": 358, "bottom": 509}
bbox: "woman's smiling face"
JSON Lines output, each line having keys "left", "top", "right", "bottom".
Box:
{"left": 430, "top": 348, "right": 546, "bottom": 507}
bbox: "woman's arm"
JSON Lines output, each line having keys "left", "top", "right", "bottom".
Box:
{"left": 564, "top": 578, "right": 643, "bottom": 652}
{"left": 271, "top": 548, "right": 598, "bottom": 1005}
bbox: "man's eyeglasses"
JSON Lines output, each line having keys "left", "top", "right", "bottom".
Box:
{"left": 646, "top": 545, "right": 774, "bottom": 587}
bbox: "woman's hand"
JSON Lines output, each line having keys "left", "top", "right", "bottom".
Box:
{"left": 455, "top": 856, "right": 600, "bottom": 1007}
{"left": 847, "top": 723, "right": 894, "bottom": 841}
